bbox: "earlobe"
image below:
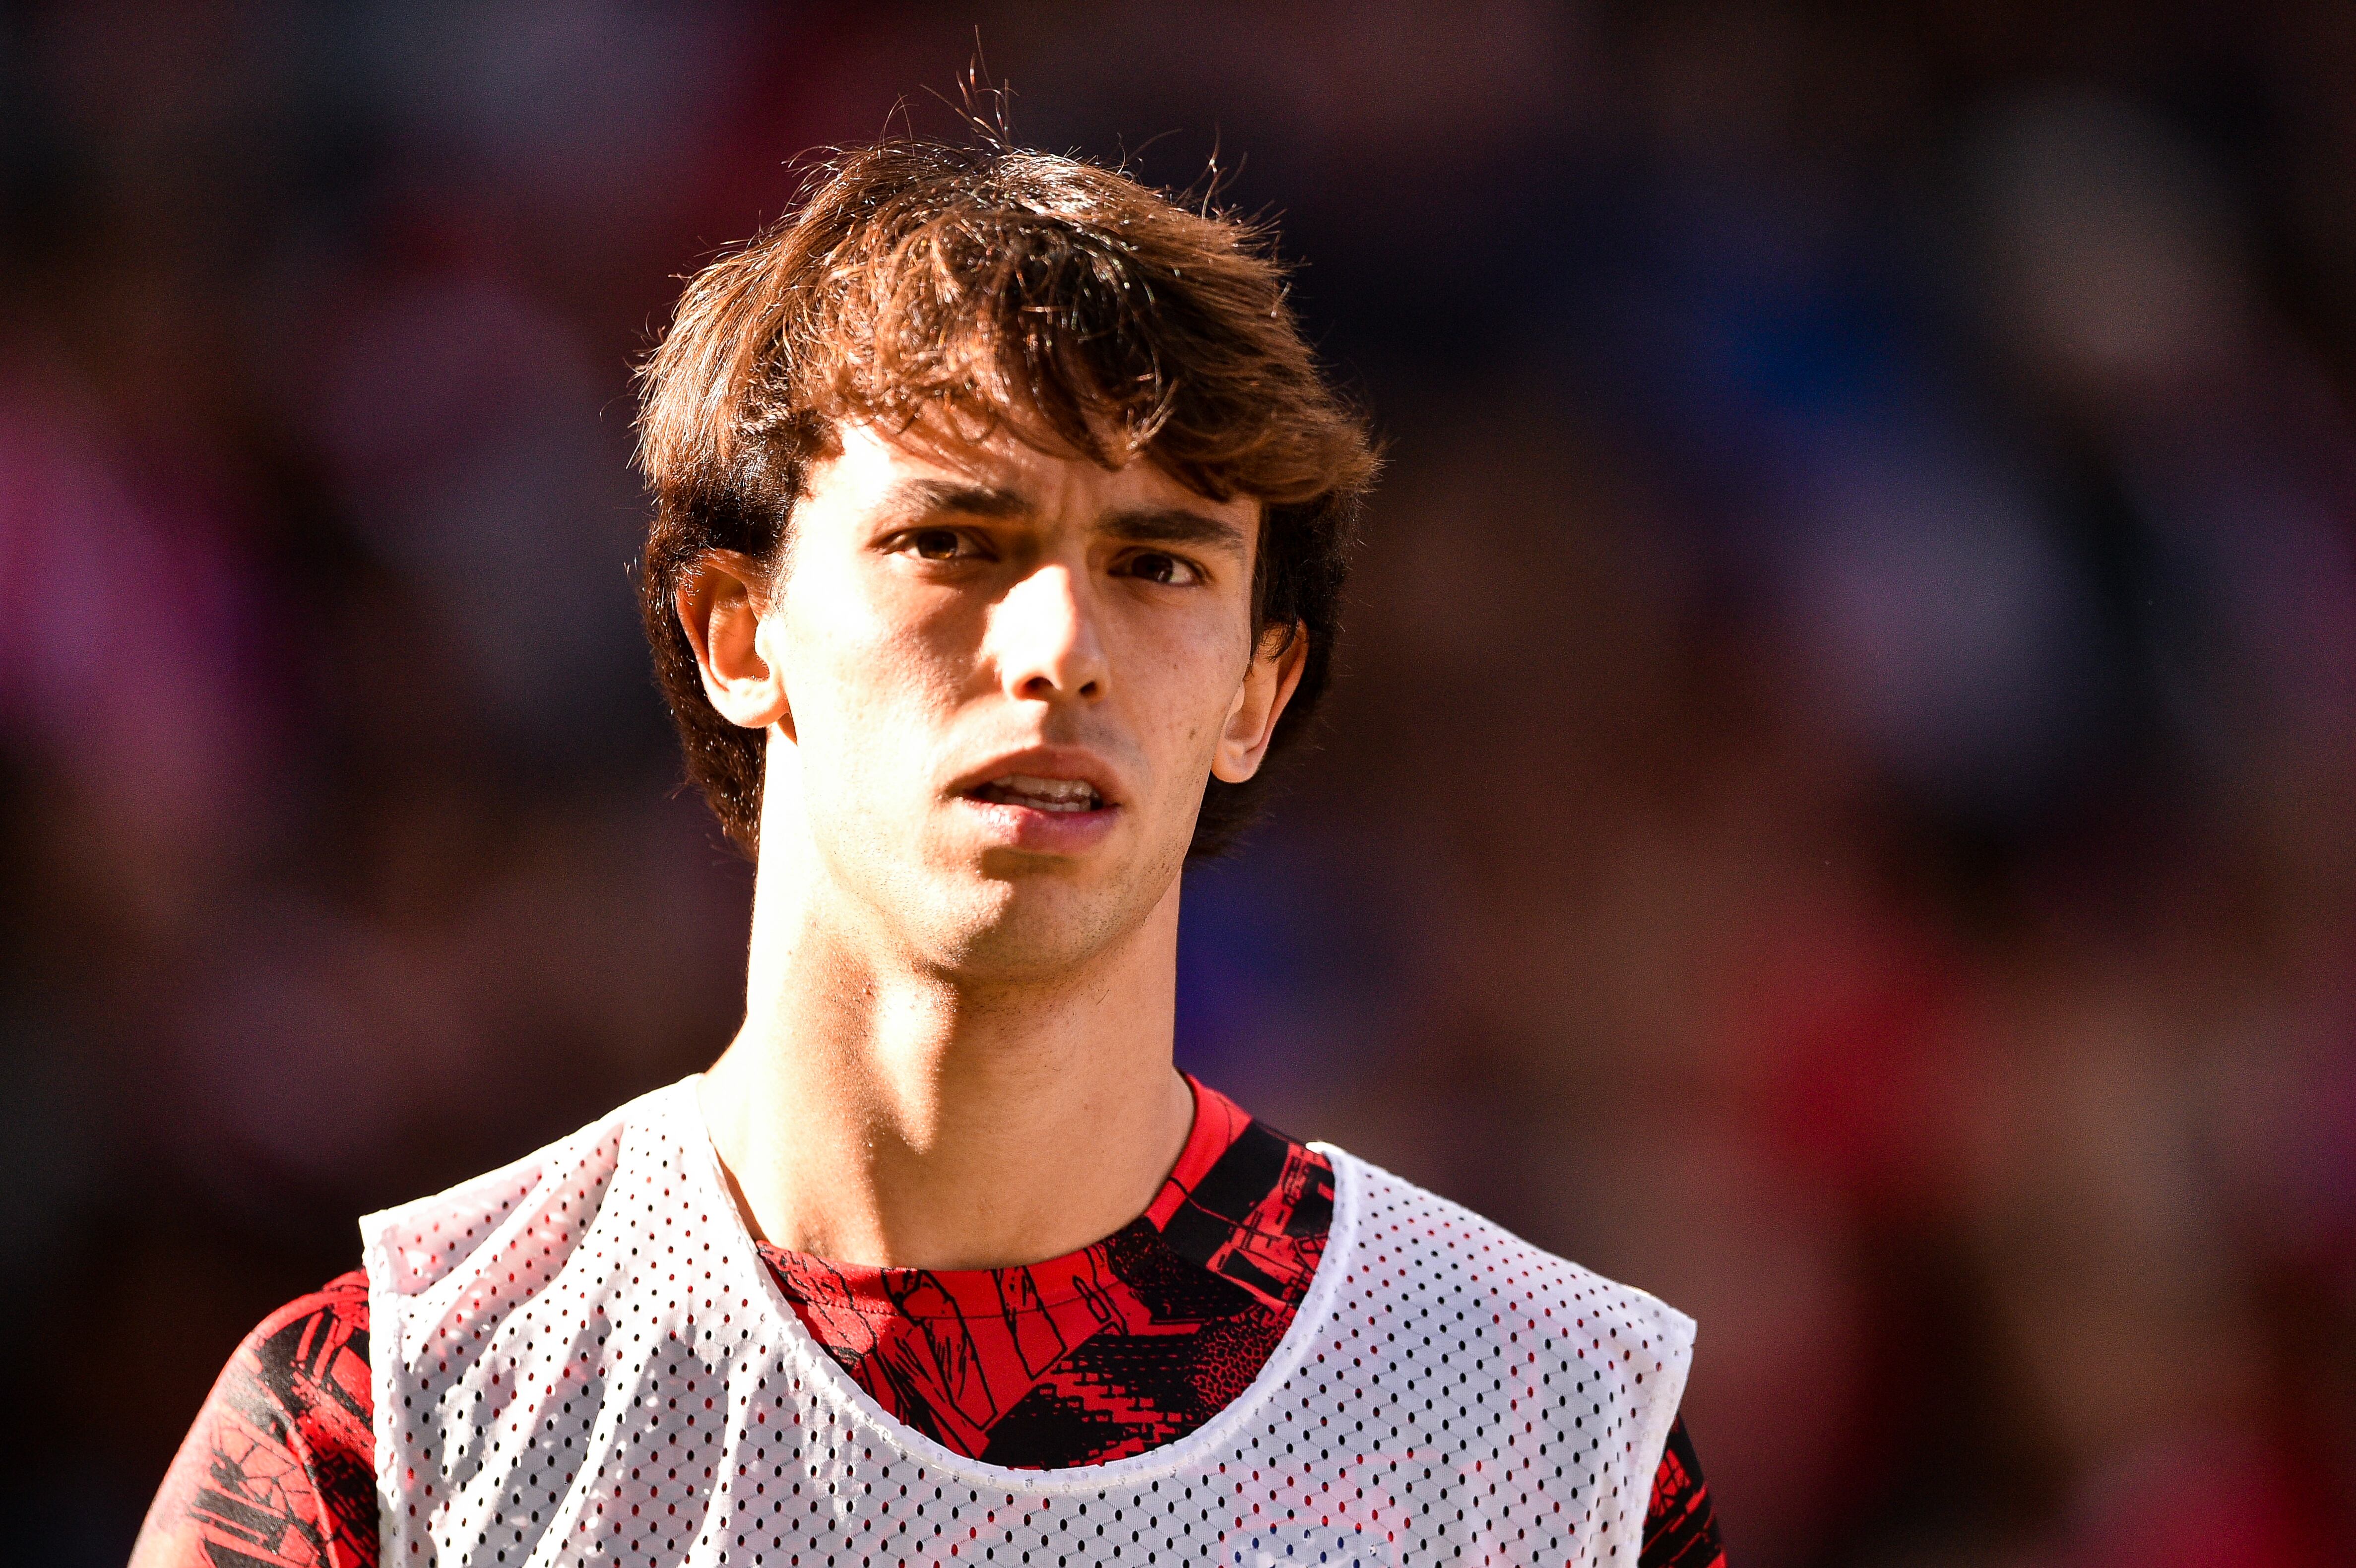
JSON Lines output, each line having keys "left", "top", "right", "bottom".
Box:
{"left": 676, "top": 551, "right": 792, "bottom": 731}
{"left": 1210, "top": 625, "right": 1309, "bottom": 784}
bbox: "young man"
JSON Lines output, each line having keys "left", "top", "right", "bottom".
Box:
{"left": 133, "top": 139, "right": 1724, "bottom": 1568}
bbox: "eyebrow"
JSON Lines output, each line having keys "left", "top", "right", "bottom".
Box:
{"left": 882, "top": 480, "right": 1028, "bottom": 520}
{"left": 1100, "top": 507, "right": 1249, "bottom": 556}
{"left": 882, "top": 480, "right": 1249, "bottom": 556}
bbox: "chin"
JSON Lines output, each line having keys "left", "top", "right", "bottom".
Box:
{"left": 911, "top": 857, "right": 1166, "bottom": 982}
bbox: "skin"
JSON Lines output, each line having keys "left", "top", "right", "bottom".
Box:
{"left": 685, "top": 420, "right": 1305, "bottom": 1269}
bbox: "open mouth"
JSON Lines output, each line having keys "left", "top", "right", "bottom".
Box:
{"left": 965, "top": 774, "right": 1106, "bottom": 813}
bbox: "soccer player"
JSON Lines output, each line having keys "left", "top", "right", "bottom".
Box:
{"left": 132, "top": 138, "right": 1724, "bottom": 1568}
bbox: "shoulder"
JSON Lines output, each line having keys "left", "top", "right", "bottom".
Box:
{"left": 1324, "top": 1147, "right": 1697, "bottom": 1379}
{"left": 361, "top": 1082, "right": 673, "bottom": 1299}
{"left": 246, "top": 1272, "right": 374, "bottom": 1411}
{"left": 1309, "top": 1151, "right": 1701, "bottom": 1556}
{"left": 129, "top": 1272, "right": 378, "bottom": 1568}
{"left": 253, "top": 1268, "right": 372, "bottom": 1347}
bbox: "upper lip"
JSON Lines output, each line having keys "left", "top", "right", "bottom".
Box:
{"left": 948, "top": 745, "right": 1123, "bottom": 808}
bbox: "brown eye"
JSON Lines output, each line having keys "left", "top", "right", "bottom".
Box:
{"left": 910, "top": 529, "right": 965, "bottom": 560}
{"left": 1126, "top": 551, "right": 1195, "bottom": 585}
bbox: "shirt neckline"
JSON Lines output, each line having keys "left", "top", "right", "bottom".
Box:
{"left": 670, "top": 1073, "right": 1363, "bottom": 1493}
{"left": 752, "top": 1072, "right": 1258, "bottom": 1318}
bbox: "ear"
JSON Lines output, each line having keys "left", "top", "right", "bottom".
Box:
{"left": 1212, "top": 623, "right": 1310, "bottom": 783}
{"left": 674, "top": 550, "right": 791, "bottom": 731}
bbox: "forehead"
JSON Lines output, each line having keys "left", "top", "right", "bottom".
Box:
{"left": 817, "top": 422, "right": 1259, "bottom": 535}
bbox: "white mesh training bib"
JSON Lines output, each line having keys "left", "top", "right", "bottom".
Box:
{"left": 362, "top": 1079, "right": 1695, "bottom": 1567}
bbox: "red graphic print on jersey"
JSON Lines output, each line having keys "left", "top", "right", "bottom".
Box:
{"left": 1647, "top": 1417, "right": 1729, "bottom": 1568}
{"left": 133, "top": 1078, "right": 1724, "bottom": 1567}
{"left": 761, "top": 1078, "right": 1331, "bottom": 1466}
{"left": 132, "top": 1273, "right": 377, "bottom": 1568}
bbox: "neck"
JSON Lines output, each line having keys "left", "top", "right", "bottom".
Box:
{"left": 698, "top": 843, "right": 1194, "bottom": 1271}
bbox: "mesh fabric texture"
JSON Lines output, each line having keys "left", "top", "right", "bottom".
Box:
{"left": 363, "top": 1079, "right": 1696, "bottom": 1566}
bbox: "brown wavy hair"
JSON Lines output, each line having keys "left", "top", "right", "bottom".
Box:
{"left": 634, "top": 139, "right": 1379, "bottom": 857}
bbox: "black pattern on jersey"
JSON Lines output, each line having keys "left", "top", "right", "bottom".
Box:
{"left": 137, "top": 1081, "right": 1725, "bottom": 1568}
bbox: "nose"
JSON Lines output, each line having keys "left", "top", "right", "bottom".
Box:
{"left": 991, "top": 562, "right": 1108, "bottom": 703}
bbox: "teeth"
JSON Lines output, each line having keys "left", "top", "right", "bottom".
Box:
{"left": 972, "top": 773, "right": 1103, "bottom": 812}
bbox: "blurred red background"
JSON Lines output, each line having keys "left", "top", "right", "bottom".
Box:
{"left": 2, "top": 4, "right": 2352, "bottom": 1564}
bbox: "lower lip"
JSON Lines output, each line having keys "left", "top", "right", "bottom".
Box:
{"left": 953, "top": 796, "right": 1122, "bottom": 855}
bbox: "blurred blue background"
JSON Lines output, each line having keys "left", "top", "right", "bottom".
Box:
{"left": 2, "top": 3, "right": 2353, "bottom": 1563}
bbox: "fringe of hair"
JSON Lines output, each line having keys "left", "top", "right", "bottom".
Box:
{"left": 633, "top": 139, "right": 1380, "bottom": 858}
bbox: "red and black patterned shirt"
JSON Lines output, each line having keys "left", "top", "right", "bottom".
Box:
{"left": 131, "top": 1079, "right": 1725, "bottom": 1567}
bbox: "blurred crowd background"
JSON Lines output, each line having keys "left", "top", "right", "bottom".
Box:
{"left": 2, "top": 3, "right": 2352, "bottom": 1564}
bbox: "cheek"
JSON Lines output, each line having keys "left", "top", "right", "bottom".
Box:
{"left": 1129, "top": 616, "right": 1250, "bottom": 767}
{"left": 779, "top": 573, "right": 972, "bottom": 766}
